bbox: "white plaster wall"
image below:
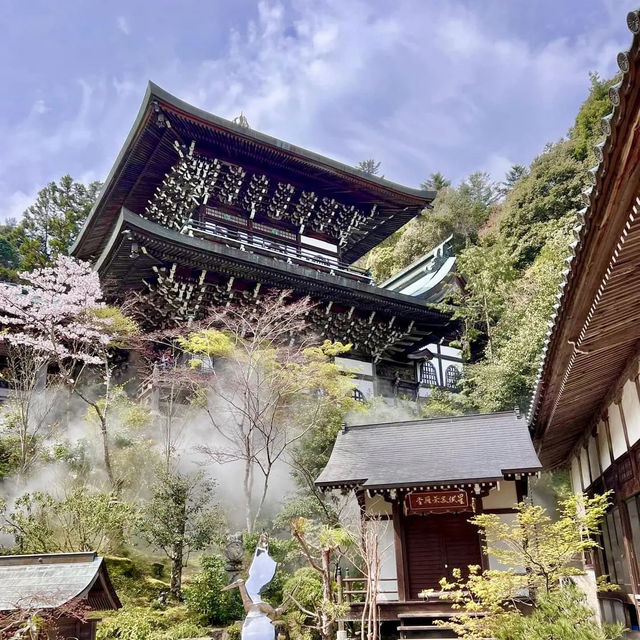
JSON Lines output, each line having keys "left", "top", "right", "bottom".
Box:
{"left": 438, "top": 345, "right": 462, "bottom": 359}
{"left": 580, "top": 447, "right": 591, "bottom": 489}
{"left": 373, "top": 520, "right": 398, "bottom": 601}
{"left": 482, "top": 482, "right": 518, "bottom": 510}
{"left": 598, "top": 420, "right": 612, "bottom": 471}
{"left": 300, "top": 235, "right": 338, "bottom": 253}
{"left": 609, "top": 404, "right": 628, "bottom": 460}
{"left": 417, "top": 386, "right": 431, "bottom": 399}
{"left": 621, "top": 378, "right": 640, "bottom": 447}
{"left": 335, "top": 357, "right": 373, "bottom": 377}
{"left": 571, "top": 456, "right": 584, "bottom": 492}
{"left": 354, "top": 379, "right": 374, "bottom": 399}
{"left": 588, "top": 436, "right": 600, "bottom": 482}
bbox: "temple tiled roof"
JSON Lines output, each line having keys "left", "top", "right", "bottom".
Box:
{"left": 0, "top": 552, "right": 120, "bottom": 611}
{"left": 316, "top": 412, "right": 541, "bottom": 490}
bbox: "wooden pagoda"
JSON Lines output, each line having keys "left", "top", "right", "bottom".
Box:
{"left": 71, "top": 83, "right": 456, "bottom": 393}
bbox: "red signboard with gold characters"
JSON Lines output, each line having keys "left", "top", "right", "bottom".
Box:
{"left": 406, "top": 490, "right": 472, "bottom": 514}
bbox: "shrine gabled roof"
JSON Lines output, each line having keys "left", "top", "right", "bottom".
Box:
{"left": 530, "top": 9, "right": 640, "bottom": 468}
{"left": 0, "top": 552, "right": 121, "bottom": 612}
{"left": 315, "top": 412, "right": 541, "bottom": 490}
{"left": 72, "top": 82, "right": 433, "bottom": 264}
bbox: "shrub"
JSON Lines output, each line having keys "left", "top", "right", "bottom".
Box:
{"left": 97, "top": 605, "right": 209, "bottom": 640}
{"left": 494, "top": 585, "right": 625, "bottom": 640}
{"left": 183, "top": 555, "right": 243, "bottom": 625}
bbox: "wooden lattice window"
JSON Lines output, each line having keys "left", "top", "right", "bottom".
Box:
{"left": 420, "top": 362, "right": 438, "bottom": 387}
{"left": 351, "top": 388, "right": 366, "bottom": 403}
{"left": 445, "top": 365, "right": 462, "bottom": 391}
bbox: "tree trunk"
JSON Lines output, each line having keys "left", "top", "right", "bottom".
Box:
{"left": 98, "top": 414, "right": 116, "bottom": 490}
{"left": 169, "top": 545, "right": 184, "bottom": 601}
{"left": 169, "top": 486, "right": 188, "bottom": 600}
{"left": 244, "top": 458, "right": 253, "bottom": 534}
{"left": 321, "top": 548, "right": 333, "bottom": 640}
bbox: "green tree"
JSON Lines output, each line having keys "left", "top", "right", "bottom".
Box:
{"left": 184, "top": 555, "right": 244, "bottom": 625}
{"left": 571, "top": 72, "right": 618, "bottom": 162}
{"left": 499, "top": 164, "right": 527, "bottom": 196}
{"left": 140, "top": 469, "right": 223, "bottom": 600}
{"left": 497, "top": 140, "right": 585, "bottom": 268}
{"left": 448, "top": 238, "right": 516, "bottom": 359}
{"left": 437, "top": 492, "right": 617, "bottom": 639}
{"left": 0, "top": 222, "right": 21, "bottom": 280}
{"left": 466, "top": 230, "right": 570, "bottom": 411}
{"left": 16, "top": 175, "right": 101, "bottom": 270}
{"left": 421, "top": 172, "right": 451, "bottom": 191}
{"left": 356, "top": 159, "right": 382, "bottom": 176}
{"left": 0, "top": 488, "right": 139, "bottom": 554}
{"left": 494, "top": 586, "right": 624, "bottom": 640}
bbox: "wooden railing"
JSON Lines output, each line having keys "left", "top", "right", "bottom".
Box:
{"left": 187, "top": 219, "right": 374, "bottom": 284}
{"left": 337, "top": 569, "right": 398, "bottom": 604}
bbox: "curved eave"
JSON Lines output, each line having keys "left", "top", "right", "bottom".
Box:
{"left": 316, "top": 471, "right": 540, "bottom": 492}
{"left": 98, "top": 208, "right": 453, "bottom": 326}
{"left": 147, "top": 82, "right": 434, "bottom": 201}
{"left": 72, "top": 82, "right": 434, "bottom": 263}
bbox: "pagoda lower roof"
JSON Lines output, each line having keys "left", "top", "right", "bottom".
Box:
{"left": 72, "top": 82, "right": 433, "bottom": 264}
{"left": 96, "top": 208, "right": 453, "bottom": 329}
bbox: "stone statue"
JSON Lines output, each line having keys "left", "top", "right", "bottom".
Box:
{"left": 224, "top": 531, "right": 245, "bottom": 583}
{"left": 223, "top": 532, "right": 288, "bottom": 640}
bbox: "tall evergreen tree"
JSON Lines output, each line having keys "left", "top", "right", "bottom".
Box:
{"left": 356, "top": 159, "right": 382, "bottom": 176}
{"left": 421, "top": 172, "right": 451, "bottom": 191}
{"left": 16, "top": 175, "right": 101, "bottom": 270}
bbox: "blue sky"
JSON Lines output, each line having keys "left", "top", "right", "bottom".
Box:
{"left": 0, "top": 0, "right": 637, "bottom": 221}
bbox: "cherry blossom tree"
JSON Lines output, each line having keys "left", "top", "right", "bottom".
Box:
{"left": 0, "top": 255, "right": 138, "bottom": 489}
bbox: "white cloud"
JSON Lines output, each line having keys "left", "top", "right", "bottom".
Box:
{"left": 1, "top": 188, "right": 38, "bottom": 223}
{"left": 117, "top": 16, "right": 130, "bottom": 36}
{"left": 1, "top": 0, "right": 638, "bottom": 223}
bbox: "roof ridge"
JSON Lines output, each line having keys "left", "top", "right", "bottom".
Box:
{"left": 0, "top": 552, "right": 98, "bottom": 566}
{"left": 345, "top": 410, "right": 519, "bottom": 431}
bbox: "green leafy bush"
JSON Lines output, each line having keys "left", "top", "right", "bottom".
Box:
{"left": 183, "top": 555, "right": 243, "bottom": 625}
{"left": 97, "top": 605, "right": 208, "bottom": 640}
{"left": 494, "top": 585, "right": 625, "bottom": 640}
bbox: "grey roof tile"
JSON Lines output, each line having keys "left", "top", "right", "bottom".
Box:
{"left": 316, "top": 411, "right": 541, "bottom": 489}
{"left": 0, "top": 553, "right": 102, "bottom": 610}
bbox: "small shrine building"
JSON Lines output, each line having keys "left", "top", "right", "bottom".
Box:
{"left": 0, "top": 552, "right": 121, "bottom": 640}
{"left": 316, "top": 411, "right": 541, "bottom": 633}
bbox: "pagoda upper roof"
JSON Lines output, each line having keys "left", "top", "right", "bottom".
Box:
{"left": 72, "top": 82, "right": 434, "bottom": 264}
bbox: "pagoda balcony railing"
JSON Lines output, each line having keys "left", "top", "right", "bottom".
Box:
{"left": 187, "top": 218, "right": 374, "bottom": 284}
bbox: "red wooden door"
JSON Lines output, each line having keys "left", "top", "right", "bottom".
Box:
{"left": 404, "top": 512, "right": 482, "bottom": 599}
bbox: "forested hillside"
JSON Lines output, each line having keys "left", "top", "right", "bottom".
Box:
{"left": 365, "top": 73, "right": 616, "bottom": 414}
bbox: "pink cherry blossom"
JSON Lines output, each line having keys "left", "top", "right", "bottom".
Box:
{"left": 0, "top": 255, "right": 112, "bottom": 366}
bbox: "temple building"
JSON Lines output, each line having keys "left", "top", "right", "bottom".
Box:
{"left": 530, "top": 9, "right": 640, "bottom": 632}
{"left": 70, "top": 83, "right": 460, "bottom": 402}
{"left": 316, "top": 412, "right": 541, "bottom": 636}
{"left": 0, "top": 552, "right": 121, "bottom": 640}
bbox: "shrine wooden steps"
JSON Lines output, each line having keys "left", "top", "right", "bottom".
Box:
{"left": 397, "top": 612, "right": 457, "bottom": 639}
